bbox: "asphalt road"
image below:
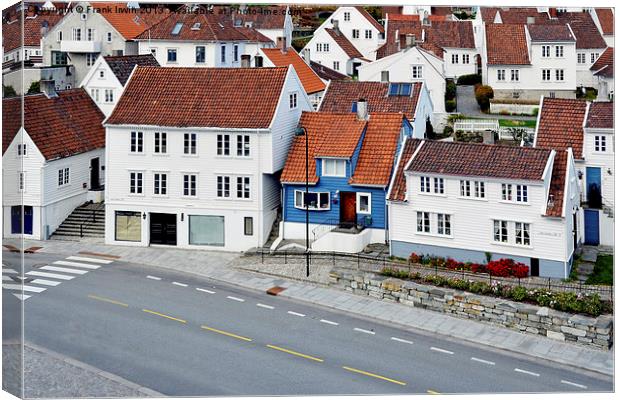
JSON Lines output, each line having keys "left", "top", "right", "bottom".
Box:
{"left": 2, "top": 250, "right": 613, "bottom": 395}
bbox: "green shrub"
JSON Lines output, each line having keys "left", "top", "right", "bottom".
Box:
{"left": 3, "top": 85, "right": 17, "bottom": 98}
{"left": 474, "top": 84, "right": 494, "bottom": 111}
{"left": 457, "top": 73, "right": 482, "bottom": 85}
{"left": 445, "top": 99, "right": 457, "bottom": 112}
{"left": 443, "top": 125, "right": 454, "bottom": 135}
{"left": 531, "top": 107, "right": 539, "bottom": 117}
{"left": 509, "top": 286, "right": 528, "bottom": 301}
{"left": 445, "top": 80, "right": 457, "bottom": 100}
{"left": 27, "top": 80, "right": 40, "bottom": 94}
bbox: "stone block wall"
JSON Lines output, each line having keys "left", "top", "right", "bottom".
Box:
{"left": 329, "top": 269, "right": 613, "bottom": 350}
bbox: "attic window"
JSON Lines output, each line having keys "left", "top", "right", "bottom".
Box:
{"left": 133, "top": 15, "right": 141, "bottom": 25}
{"left": 171, "top": 22, "right": 183, "bottom": 35}
{"left": 234, "top": 19, "right": 242, "bottom": 27}
{"left": 388, "top": 83, "right": 412, "bottom": 96}
{"left": 191, "top": 22, "right": 201, "bottom": 30}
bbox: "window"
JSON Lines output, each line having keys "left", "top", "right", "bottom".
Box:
{"left": 516, "top": 185, "right": 528, "bottom": 203}
{"left": 236, "top": 135, "right": 251, "bottom": 157}
{"left": 154, "top": 132, "right": 167, "bottom": 154}
{"left": 460, "top": 180, "right": 485, "bottom": 199}
{"left": 460, "top": 180, "right": 470, "bottom": 197}
{"left": 412, "top": 65, "right": 423, "bottom": 79}
{"left": 254, "top": 56, "right": 263, "bottom": 67}
{"left": 18, "top": 172, "right": 25, "bottom": 192}
{"left": 217, "top": 176, "right": 230, "bottom": 198}
{"left": 244, "top": 217, "right": 253, "bottom": 236}
{"left": 356, "top": 193, "right": 371, "bottom": 214}
{"left": 380, "top": 70, "right": 389, "bottom": 82}
{"left": 183, "top": 174, "right": 196, "bottom": 196}
{"left": 542, "top": 69, "right": 551, "bottom": 81}
{"left": 217, "top": 134, "right": 230, "bottom": 155}
{"left": 51, "top": 51, "right": 67, "bottom": 65}
{"left": 474, "top": 181, "right": 485, "bottom": 198}
{"left": 72, "top": 27, "right": 81, "bottom": 41}
{"left": 107, "top": 31, "right": 112, "bottom": 42}
{"left": 591, "top": 52, "right": 600, "bottom": 63}
{"left": 577, "top": 53, "right": 586, "bottom": 64}
{"left": 437, "top": 214, "right": 451, "bottom": 236}
{"left": 189, "top": 215, "right": 224, "bottom": 246}
{"left": 87, "top": 28, "right": 95, "bottom": 41}
{"left": 316, "top": 43, "right": 330, "bottom": 52}
{"left": 333, "top": 61, "right": 340, "bottom": 71}
{"left": 416, "top": 211, "right": 430, "bottom": 233}
{"left": 171, "top": 22, "right": 183, "bottom": 35}
{"left": 104, "top": 89, "right": 114, "bottom": 103}
{"left": 57, "top": 30, "right": 62, "bottom": 42}
{"left": 99, "top": 70, "right": 105, "bottom": 79}
{"left": 220, "top": 45, "right": 226, "bottom": 63}
{"left": 294, "top": 190, "right": 330, "bottom": 210}
{"left": 90, "top": 88, "right": 100, "bottom": 102}
{"left": 86, "top": 53, "right": 97, "bottom": 66}
{"left": 236, "top": 176, "right": 250, "bottom": 199}
{"left": 115, "top": 211, "right": 141, "bottom": 242}
{"left": 515, "top": 222, "right": 530, "bottom": 246}
{"left": 129, "top": 172, "right": 142, "bottom": 194}
{"left": 167, "top": 48, "right": 177, "bottom": 63}
{"left": 150, "top": 48, "right": 157, "bottom": 57}
{"left": 184, "top": 133, "right": 196, "bottom": 154}
{"left": 56, "top": 167, "right": 70, "bottom": 186}
{"left": 388, "top": 83, "right": 412, "bottom": 96}
{"left": 322, "top": 159, "right": 346, "bottom": 177}
{"left": 344, "top": 12, "right": 350, "bottom": 21}
{"left": 365, "top": 29, "right": 372, "bottom": 39}
{"left": 510, "top": 69, "right": 519, "bottom": 81}
{"left": 555, "top": 45, "right": 563, "bottom": 57}
{"left": 542, "top": 45, "right": 550, "bottom": 58}
{"left": 233, "top": 44, "right": 239, "bottom": 62}
{"left": 153, "top": 173, "right": 167, "bottom": 195}
{"left": 433, "top": 177, "right": 444, "bottom": 194}
{"left": 451, "top": 54, "right": 459, "bottom": 64}
{"left": 555, "top": 69, "right": 564, "bottom": 81}
{"left": 195, "top": 46, "right": 205, "bottom": 63}
{"left": 17, "top": 144, "right": 26, "bottom": 156}
{"left": 289, "top": 92, "right": 298, "bottom": 109}
{"left": 130, "top": 131, "right": 143, "bottom": 153}
{"left": 462, "top": 54, "right": 470, "bottom": 64}
{"left": 501, "top": 184, "right": 512, "bottom": 201}
{"left": 352, "top": 29, "right": 359, "bottom": 39}
{"left": 497, "top": 69, "right": 505, "bottom": 81}
{"left": 494, "top": 220, "right": 508, "bottom": 243}
{"left": 420, "top": 176, "right": 431, "bottom": 193}
{"left": 595, "top": 135, "right": 607, "bottom": 152}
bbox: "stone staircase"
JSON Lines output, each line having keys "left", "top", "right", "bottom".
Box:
{"left": 50, "top": 202, "right": 105, "bottom": 240}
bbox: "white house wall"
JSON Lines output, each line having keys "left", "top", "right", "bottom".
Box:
{"left": 303, "top": 28, "right": 352, "bottom": 75}
{"left": 80, "top": 56, "right": 123, "bottom": 116}
{"left": 443, "top": 48, "right": 478, "bottom": 79}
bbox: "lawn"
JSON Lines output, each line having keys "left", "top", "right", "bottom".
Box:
{"left": 585, "top": 254, "right": 613, "bottom": 285}
{"left": 498, "top": 119, "right": 537, "bottom": 129}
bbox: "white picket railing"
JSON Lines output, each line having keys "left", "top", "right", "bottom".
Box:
{"left": 453, "top": 119, "right": 499, "bottom": 133}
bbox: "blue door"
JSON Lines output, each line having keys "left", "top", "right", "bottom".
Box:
{"left": 586, "top": 167, "right": 602, "bottom": 208}
{"left": 10, "top": 206, "right": 33, "bottom": 235}
{"left": 23, "top": 206, "right": 33, "bottom": 235}
{"left": 584, "top": 209, "right": 600, "bottom": 245}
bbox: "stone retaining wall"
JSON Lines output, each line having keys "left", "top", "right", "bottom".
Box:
{"left": 329, "top": 269, "right": 613, "bottom": 350}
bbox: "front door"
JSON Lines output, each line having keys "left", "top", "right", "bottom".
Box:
{"left": 11, "top": 205, "right": 33, "bottom": 235}
{"left": 584, "top": 209, "right": 600, "bottom": 245}
{"left": 340, "top": 192, "right": 357, "bottom": 228}
{"left": 90, "top": 157, "right": 100, "bottom": 190}
{"left": 150, "top": 213, "right": 177, "bottom": 245}
{"left": 530, "top": 258, "right": 539, "bottom": 277}
{"left": 586, "top": 167, "right": 602, "bottom": 208}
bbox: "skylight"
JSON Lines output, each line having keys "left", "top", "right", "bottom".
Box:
{"left": 171, "top": 22, "right": 183, "bottom": 35}
{"left": 191, "top": 22, "right": 201, "bottom": 30}
{"left": 388, "top": 83, "right": 412, "bottom": 97}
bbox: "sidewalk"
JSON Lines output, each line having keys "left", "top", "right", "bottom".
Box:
{"left": 5, "top": 238, "right": 614, "bottom": 377}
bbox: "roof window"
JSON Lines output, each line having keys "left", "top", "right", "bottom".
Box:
{"left": 171, "top": 22, "right": 183, "bottom": 35}
{"left": 388, "top": 83, "right": 412, "bottom": 97}
{"left": 191, "top": 22, "right": 201, "bottom": 30}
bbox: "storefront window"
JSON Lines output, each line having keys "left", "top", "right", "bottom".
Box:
{"left": 115, "top": 211, "right": 141, "bottom": 241}
{"left": 189, "top": 215, "right": 225, "bottom": 246}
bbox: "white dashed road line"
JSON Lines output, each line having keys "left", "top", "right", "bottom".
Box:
{"left": 146, "top": 275, "right": 162, "bottom": 281}
{"left": 67, "top": 256, "right": 114, "bottom": 264}
{"left": 196, "top": 288, "right": 215, "bottom": 294}
{"left": 320, "top": 319, "right": 339, "bottom": 326}
{"left": 514, "top": 368, "right": 540, "bottom": 377}
{"left": 471, "top": 357, "right": 495, "bottom": 365}
{"left": 391, "top": 337, "right": 413, "bottom": 344}
{"left": 27, "top": 271, "right": 75, "bottom": 280}
{"left": 40, "top": 266, "right": 88, "bottom": 275}
{"left": 172, "top": 282, "right": 188, "bottom": 287}
{"left": 287, "top": 311, "right": 306, "bottom": 317}
{"left": 227, "top": 296, "right": 245, "bottom": 302}
{"left": 430, "top": 347, "right": 454, "bottom": 355}
{"left": 256, "top": 303, "right": 274, "bottom": 310}
{"left": 354, "top": 328, "right": 375, "bottom": 335}
{"left": 561, "top": 380, "right": 587, "bottom": 389}
{"left": 53, "top": 260, "right": 100, "bottom": 270}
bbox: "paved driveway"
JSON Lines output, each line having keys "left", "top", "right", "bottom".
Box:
{"left": 456, "top": 85, "right": 536, "bottom": 121}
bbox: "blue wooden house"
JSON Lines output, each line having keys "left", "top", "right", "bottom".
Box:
{"left": 278, "top": 101, "right": 413, "bottom": 252}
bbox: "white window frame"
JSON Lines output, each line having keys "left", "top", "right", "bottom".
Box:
{"left": 437, "top": 213, "right": 451, "bottom": 236}
{"left": 289, "top": 92, "right": 298, "bottom": 109}
{"left": 510, "top": 69, "right": 519, "bottom": 82}
{"left": 17, "top": 143, "right": 27, "bottom": 157}
{"left": 555, "top": 69, "right": 564, "bottom": 81}
{"left": 153, "top": 172, "right": 167, "bottom": 196}
{"left": 497, "top": 69, "right": 505, "bottom": 81}
{"left": 493, "top": 220, "right": 508, "bottom": 243}
{"left": 104, "top": 89, "right": 114, "bottom": 103}
{"left": 542, "top": 45, "right": 550, "bottom": 58}
{"left": 130, "top": 131, "right": 143, "bottom": 153}
{"left": 195, "top": 45, "right": 206, "bottom": 63}
{"left": 236, "top": 176, "right": 251, "bottom": 199}
{"left": 591, "top": 52, "right": 600, "bottom": 63}
{"left": 501, "top": 183, "right": 512, "bottom": 201}
{"left": 18, "top": 171, "right": 25, "bottom": 192}
{"left": 129, "top": 171, "right": 143, "bottom": 194}
{"left": 343, "top": 11, "right": 350, "bottom": 21}
{"left": 295, "top": 190, "right": 330, "bottom": 210}
{"left": 542, "top": 69, "right": 551, "bottom": 81}
{"left": 594, "top": 135, "right": 607, "bottom": 152}
{"left": 356, "top": 192, "right": 371, "bottom": 214}
{"left": 433, "top": 177, "right": 444, "bottom": 194}
{"left": 217, "top": 134, "right": 230, "bottom": 156}
{"left": 555, "top": 45, "right": 563, "bottom": 58}
{"left": 365, "top": 29, "right": 372, "bottom": 39}
{"left": 577, "top": 53, "right": 586, "bottom": 64}
{"left": 107, "top": 31, "right": 113, "bottom": 42}
{"left": 333, "top": 61, "right": 340, "bottom": 71}
{"left": 216, "top": 175, "right": 231, "bottom": 198}
{"left": 154, "top": 132, "right": 167, "bottom": 154}
{"left": 516, "top": 184, "right": 528, "bottom": 203}
{"left": 451, "top": 54, "right": 459, "bottom": 64}
{"left": 412, "top": 65, "right": 423, "bottom": 79}
{"left": 166, "top": 48, "right": 178, "bottom": 64}
{"left": 236, "top": 134, "right": 250, "bottom": 157}
{"left": 322, "top": 159, "right": 346, "bottom": 177}
{"left": 416, "top": 211, "right": 430, "bottom": 233}
{"left": 515, "top": 222, "right": 531, "bottom": 246}
{"left": 462, "top": 54, "right": 470, "bottom": 64}
{"left": 183, "top": 174, "right": 197, "bottom": 197}
{"left": 184, "top": 133, "right": 197, "bottom": 155}
{"left": 352, "top": 29, "right": 359, "bottom": 39}
{"left": 420, "top": 176, "right": 431, "bottom": 193}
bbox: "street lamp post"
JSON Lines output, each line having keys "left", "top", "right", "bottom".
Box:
{"left": 295, "top": 126, "right": 310, "bottom": 277}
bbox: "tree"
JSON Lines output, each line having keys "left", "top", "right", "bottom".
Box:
{"left": 425, "top": 117, "right": 435, "bottom": 139}
{"left": 3, "top": 85, "right": 17, "bottom": 98}
{"left": 27, "top": 81, "right": 40, "bottom": 94}
{"left": 508, "top": 127, "right": 528, "bottom": 143}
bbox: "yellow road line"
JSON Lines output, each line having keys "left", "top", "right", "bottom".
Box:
{"left": 201, "top": 325, "right": 253, "bottom": 342}
{"left": 427, "top": 390, "right": 441, "bottom": 395}
{"left": 266, "top": 344, "right": 324, "bottom": 362}
{"left": 142, "top": 309, "right": 186, "bottom": 324}
{"left": 88, "top": 295, "right": 128, "bottom": 307}
{"left": 342, "top": 366, "right": 407, "bottom": 386}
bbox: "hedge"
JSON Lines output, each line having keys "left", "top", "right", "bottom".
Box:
{"left": 457, "top": 73, "right": 482, "bottom": 85}
{"left": 474, "top": 84, "right": 494, "bottom": 111}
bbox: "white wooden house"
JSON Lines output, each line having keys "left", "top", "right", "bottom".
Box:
{"left": 103, "top": 66, "right": 311, "bottom": 251}
{"left": 388, "top": 140, "right": 581, "bottom": 279}
{"left": 2, "top": 86, "right": 106, "bottom": 240}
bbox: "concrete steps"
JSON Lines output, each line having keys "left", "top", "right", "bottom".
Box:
{"left": 50, "top": 202, "right": 105, "bottom": 239}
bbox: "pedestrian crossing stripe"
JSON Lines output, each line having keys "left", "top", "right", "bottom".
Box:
{"left": 26, "top": 270, "right": 75, "bottom": 280}
{"left": 2, "top": 284, "right": 46, "bottom": 293}
{"left": 40, "top": 266, "right": 88, "bottom": 275}
{"left": 67, "top": 256, "right": 114, "bottom": 264}
{"left": 53, "top": 260, "right": 100, "bottom": 270}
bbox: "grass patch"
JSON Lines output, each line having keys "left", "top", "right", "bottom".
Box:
{"left": 498, "top": 119, "right": 537, "bottom": 128}
{"left": 585, "top": 254, "right": 613, "bottom": 285}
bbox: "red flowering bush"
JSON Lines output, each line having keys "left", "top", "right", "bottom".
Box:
{"left": 511, "top": 263, "right": 530, "bottom": 278}
{"left": 487, "top": 258, "right": 529, "bottom": 278}
{"left": 409, "top": 252, "right": 422, "bottom": 264}
{"left": 469, "top": 263, "right": 487, "bottom": 274}
{"left": 445, "top": 258, "right": 465, "bottom": 270}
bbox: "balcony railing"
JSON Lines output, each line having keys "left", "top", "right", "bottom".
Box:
{"left": 60, "top": 40, "right": 101, "bottom": 53}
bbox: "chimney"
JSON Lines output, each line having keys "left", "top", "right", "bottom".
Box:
{"left": 40, "top": 79, "right": 57, "bottom": 98}
{"left": 276, "top": 36, "right": 286, "bottom": 53}
{"left": 332, "top": 19, "right": 340, "bottom": 34}
{"left": 241, "top": 54, "right": 251, "bottom": 68}
{"left": 40, "top": 20, "right": 49, "bottom": 37}
{"left": 482, "top": 129, "right": 495, "bottom": 144}
{"left": 356, "top": 98, "right": 368, "bottom": 121}
{"left": 526, "top": 16, "right": 535, "bottom": 24}
{"left": 549, "top": 8, "right": 557, "bottom": 18}
{"left": 302, "top": 48, "right": 310, "bottom": 65}
{"left": 405, "top": 34, "right": 417, "bottom": 48}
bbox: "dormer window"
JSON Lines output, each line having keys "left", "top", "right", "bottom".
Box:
{"left": 171, "top": 22, "right": 183, "bottom": 35}
{"left": 388, "top": 83, "right": 412, "bottom": 96}
{"left": 322, "top": 159, "right": 346, "bottom": 177}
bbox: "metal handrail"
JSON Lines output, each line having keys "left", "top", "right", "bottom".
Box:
{"left": 311, "top": 217, "right": 339, "bottom": 242}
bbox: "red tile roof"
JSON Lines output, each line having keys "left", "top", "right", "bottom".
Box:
{"left": 309, "top": 61, "right": 351, "bottom": 81}
{"left": 106, "top": 67, "right": 289, "bottom": 129}
{"left": 325, "top": 28, "right": 365, "bottom": 59}
{"left": 407, "top": 141, "right": 552, "bottom": 181}
{"left": 556, "top": 12, "right": 606, "bottom": 49}
{"left": 388, "top": 137, "right": 422, "bottom": 201}
{"left": 235, "top": 26, "right": 273, "bottom": 42}
{"left": 535, "top": 97, "right": 588, "bottom": 159}
{"left": 485, "top": 24, "right": 530, "bottom": 65}
{"left": 586, "top": 102, "right": 614, "bottom": 129}
{"left": 2, "top": 88, "right": 105, "bottom": 160}
{"left": 320, "top": 81, "right": 423, "bottom": 120}
{"left": 595, "top": 8, "right": 614, "bottom": 35}
{"left": 527, "top": 24, "right": 575, "bottom": 42}
{"left": 2, "top": 13, "right": 63, "bottom": 52}
{"left": 96, "top": 2, "right": 170, "bottom": 40}
{"left": 355, "top": 6, "right": 385, "bottom": 33}
{"left": 425, "top": 21, "right": 475, "bottom": 49}
{"left": 480, "top": 7, "right": 549, "bottom": 24}
{"left": 103, "top": 54, "right": 160, "bottom": 86}
{"left": 262, "top": 48, "right": 326, "bottom": 94}
{"left": 214, "top": 5, "right": 288, "bottom": 30}
{"left": 546, "top": 150, "right": 567, "bottom": 217}
{"left": 350, "top": 113, "right": 408, "bottom": 186}
{"left": 590, "top": 47, "right": 613, "bottom": 78}
{"left": 135, "top": 10, "right": 249, "bottom": 41}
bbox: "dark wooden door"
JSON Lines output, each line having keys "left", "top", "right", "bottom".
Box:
{"left": 90, "top": 157, "right": 100, "bottom": 189}
{"left": 150, "top": 213, "right": 177, "bottom": 245}
{"left": 340, "top": 192, "right": 357, "bottom": 227}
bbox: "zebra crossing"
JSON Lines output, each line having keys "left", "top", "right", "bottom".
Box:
{"left": 2, "top": 255, "right": 114, "bottom": 301}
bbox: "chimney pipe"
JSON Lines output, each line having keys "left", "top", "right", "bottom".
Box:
{"left": 241, "top": 54, "right": 251, "bottom": 68}
{"left": 405, "top": 34, "right": 416, "bottom": 48}
{"left": 332, "top": 19, "right": 339, "bottom": 34}
{"left": 356, "top": 98, "right": 368, "bottom": 121}
{"left": 276, "top": 36, "right": 286, "bottom": 53}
